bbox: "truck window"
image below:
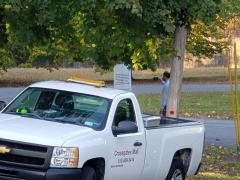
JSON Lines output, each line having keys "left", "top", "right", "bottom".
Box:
{"left": 113, "top": 99, "right": 136, "bottom": 127}
{"left": 4, "top": 88, "right": 42, "bottom": 112}
{"left": 3, "top": 87, "right": 111, "bottom": 130}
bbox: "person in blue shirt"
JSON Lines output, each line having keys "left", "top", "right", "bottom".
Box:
{"left": 159, "top": 71, "right": 170, "bottom": 117}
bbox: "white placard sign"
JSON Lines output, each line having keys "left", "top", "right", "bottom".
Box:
{"left": 114, "top": 64, "right": 132, "bottom": 91}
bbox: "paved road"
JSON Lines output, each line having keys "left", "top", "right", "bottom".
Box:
{"left": 0, "top": 87, "right": 24, "bottom": 103}
{"left": 132, "top": 83, "right": 236, "bottom": 94}
{"left": 199, "top": 119, "right": 236, "bottom": 148}
{"left": 0, "top": 84, "right": 238, "bottom": 148}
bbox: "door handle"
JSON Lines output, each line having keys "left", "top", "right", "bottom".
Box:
{"left": 134, "top": 142, "right": 142, "bottom": 147}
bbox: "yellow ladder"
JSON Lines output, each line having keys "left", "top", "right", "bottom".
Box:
{"left": 228, "top": 42, "right": 240, "bottom": 152}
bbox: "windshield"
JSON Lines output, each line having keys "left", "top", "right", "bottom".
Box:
{"left": 3, "top": 87, "right": 111, "bottom": 130}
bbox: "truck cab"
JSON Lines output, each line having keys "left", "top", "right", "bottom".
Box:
{"left": 0, "top": 80, "right": 204, "bottom": 180}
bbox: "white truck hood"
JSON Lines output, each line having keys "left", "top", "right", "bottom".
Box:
{"left": 0, "top": 113, "right": 94, "bottom": 146}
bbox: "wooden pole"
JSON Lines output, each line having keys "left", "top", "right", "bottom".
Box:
{"left": 233, "top": 42, "right": 240, "bottom": 151}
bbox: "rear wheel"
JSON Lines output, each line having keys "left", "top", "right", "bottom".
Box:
{"left": 80, "top": 166, "right": 97, "bottom": 180}
{"left": 166, "top": 160, "right": 185, "bottom": 180}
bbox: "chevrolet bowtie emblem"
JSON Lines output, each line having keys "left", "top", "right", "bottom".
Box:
{"left": 0, "top": 146, "right": 11, "bottom": 154}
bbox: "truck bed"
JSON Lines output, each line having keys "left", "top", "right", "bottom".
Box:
{"left": 142, "top": 113, "right": 205, "bottom": 179}
{"left": 142, "top": 113, "right": 202, "bottom": 129}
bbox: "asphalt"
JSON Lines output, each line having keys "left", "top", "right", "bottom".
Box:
{"left": 0, "top": 87, "right": 25, "bottom": 103}
{"left": 132, "top": 83, "right": 236, "bottom": 94}
{"left": 199, "top": 119, "right": 236, "bottom": 148}
{"left": 0, "top": 84, "right": 238, "bottom": 148}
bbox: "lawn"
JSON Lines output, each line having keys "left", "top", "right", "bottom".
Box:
{"left": 137, "top": 92, "right": 232, "bottom": 119}
{"left": 188, "top": 146, "right": 240, "bottom": 180}
{"left": 0, "top": 67, "right": 230, "bottom": 86}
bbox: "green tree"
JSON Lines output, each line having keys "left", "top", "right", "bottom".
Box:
{"left": 75, "top": 0, "right": 239, "bottom": 117}
{"left": 0, "top": 0, "right": 230, "bottom": 71}
{"left": 1, "top": 0, "right": 240, "bottom": 117}
{"left": 1, "top": 0, "right": 80, "bottom": 69}
{"left": 0, "top": 4, "right": 13, "bottom": 70}
{"left": 71, "top": 8, "right": 174, "bottom": 71}
{"left": 77, "top": 0, "right": 222, "bottom": 117}
{"left": 156, "top": 0, "right": 221, "bottom": 117}
{"left": 0, "top": 6, "right": 7, "bottom": 47}
{"left": 165, "top": 0, "right": 240, "bottom": 117}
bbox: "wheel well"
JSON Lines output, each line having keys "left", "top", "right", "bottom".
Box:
{"left": 83, "top": 158, "right": 105, "bottom": 180}
{"left": 172, "top": 148, "right": 192, "bottom": 174}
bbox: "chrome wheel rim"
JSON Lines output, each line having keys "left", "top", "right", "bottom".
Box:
{"left": 171, "top": 169, "right": 183, "bottom": 180}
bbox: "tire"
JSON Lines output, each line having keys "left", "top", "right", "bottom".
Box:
{"left": 80, "top": 166, "right": 97, "bottom": 180}
{"left": 165, "top": 160, "right": 186, "bottom": 180}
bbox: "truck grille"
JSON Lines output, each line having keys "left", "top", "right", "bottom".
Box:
{"left": 0, "top": 139, "right": 53, "bottom": 169}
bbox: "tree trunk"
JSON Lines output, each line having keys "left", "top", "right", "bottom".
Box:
{"left": 167, "top": 26, "right": 187, "bottom": 118}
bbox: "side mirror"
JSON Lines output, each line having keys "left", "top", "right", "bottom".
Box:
{"left": 112, "top": 121, "right": 138, "bottom": 136}
{"left": 0, "top": 101, "right": 6, "bottom": 111}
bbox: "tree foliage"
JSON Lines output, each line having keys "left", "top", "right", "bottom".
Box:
{"left": 0, "top": 0, "right": 240, "bottom": 70}
{"left": 72, "top": 6, "right": 174, "bottom": 70}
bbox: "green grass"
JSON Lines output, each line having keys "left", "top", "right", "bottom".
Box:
{"left": 0, "top": 67, "right": 231, "bottom": 86}
{"left": 188, "top": 146, "right": 240, "bottom": 180}
{"left": 137, "top": 92, "right": 232, "bottom": 119}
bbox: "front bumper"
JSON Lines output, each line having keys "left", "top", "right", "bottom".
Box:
{"left": 0, "top": 164, "right": 82, "bottom": 180}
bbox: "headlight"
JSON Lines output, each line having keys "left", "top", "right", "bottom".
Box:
{"left": 50, "top": 147, "right": 79, "bottom": 168}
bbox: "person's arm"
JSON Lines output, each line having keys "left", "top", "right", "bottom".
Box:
{"left": 160, "top": 79, "right": 166, "bottom": 85}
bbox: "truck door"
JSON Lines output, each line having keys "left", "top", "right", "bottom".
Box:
{"left": 106, "top": 98, "right": 146, "bottom": 180}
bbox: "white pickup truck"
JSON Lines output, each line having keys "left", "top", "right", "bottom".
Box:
{"left": 0, "top": 79, "right": 204, "bottom": 180}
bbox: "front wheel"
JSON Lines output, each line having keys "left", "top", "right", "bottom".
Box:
{"left": 166, "top": 160, "right": 186, "bottom": 180}
{"left": 80, "top": 166, "right": 97, "bottom": 180}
